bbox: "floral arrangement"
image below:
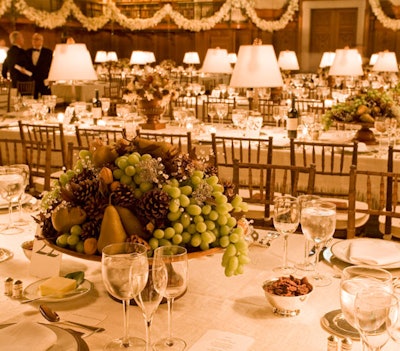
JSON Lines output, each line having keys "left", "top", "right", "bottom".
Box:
{"left": 322, "top": 88, "right": 400, "bottom": 130}
{"left": 123, "top": 66, "right": 179, "bottom": 107}
{"left": 370, "top": 0, "right": 400, "bottom": 31}
{"left": 37, "top": 137, "right": 250, "bottom": 277}
{"left": 9, "top": 0, "right": 299, "bottom": 32}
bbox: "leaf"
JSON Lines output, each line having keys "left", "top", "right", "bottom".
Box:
{"left": 64, "top": 271, "right": 85, "bottom": 287}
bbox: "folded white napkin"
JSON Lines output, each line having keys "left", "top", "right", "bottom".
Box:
{"left": 347, "top": 239, "right": 400, "bottom": 266}
{"left": 0, "top": 321, "right": 57, "bottom": 351}
{"left": 357, "top": 142, "right": 368, "bottom": 152}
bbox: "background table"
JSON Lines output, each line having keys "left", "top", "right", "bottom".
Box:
{"left": 0, "top": 209, "right": 399, "bottom": 351}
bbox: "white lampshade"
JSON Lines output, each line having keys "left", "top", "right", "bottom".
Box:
{"left": 230, "top": 44, "right": 283, "bottom": 88}
{"left": 278, "top": 50, "right": 299, "bottom": 70}
{"left": 0, "top": 48, "right": 7, "bottom": 64}
{"left": 48, "top": 43, "right": 97, "bottom": 81}
{"left": 372, "top": 51, "right": 399, "bottom": 72}
{"left": 319, "top": 52, "right": 336, "bottom": 68}
{"left": 130, "top": 51, "right": 148, "bottom": 65}
{"left": 107, "top": 51, "right": 118, "bottom": 62}
{"left": 144, "top": 51, "right": 156, "bottom": 64}
{"left": 369, "top": 53, "right": 379, "bottom": 66}
{"left": 183, "top": 52, "right": 200, "bottom": 65}
{"left": 201, "top": 48, "right": 232, "bottom": 74}
{"left": 95, "top": 50, "right": 107, "bottom": 63}
{"left": 328, "top": 48, "right": 363, "bottom": 76}
{"left": 228, "top": 53, "right": 237, "bottom": 64}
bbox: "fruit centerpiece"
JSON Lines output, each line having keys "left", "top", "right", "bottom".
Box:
{"left": 36, "top": 137, "right": 250, "bottom": 277}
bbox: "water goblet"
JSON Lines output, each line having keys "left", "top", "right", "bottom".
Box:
{"left": 295, "top": 194, "right": 320, "bottom": 271}
{"left": 301, "top": 201, "right": 336, "bottom": 286}
{"left": 208, "top": 104, "right": 217, "bottom": 125}
{"left": 0, "top": 166, "right": 25, "bottom": 235}
{"left": 354, "top": 288, "right": 398, "bottom": 351}
{"left": 272, "top": 195, "right": 300, "bottom": 275}
{"left": 100, "top": 97, "right": 111, "bottom": 117}
{"left": 215, "top": 103, "right": 228, "bottom": 125}
{"left": 272, "top": 106, "right": 281, "bottom": 128}
{"left": 374, "top": 117, "right": 388, "bottom": 157}
{"left": 339, "top": 266, "right": 393, "bottom": 337}
{"left": 153, "top": 245, "right": 188, "bottom": 351}
{"left": 11, "top": 164, "right": 30, "bottom": 226}
{"left": 101, "top": 242, "right": 149, "bottom": 350}
{"left": 134, "top": 260, "right": 168, "bottom": 351}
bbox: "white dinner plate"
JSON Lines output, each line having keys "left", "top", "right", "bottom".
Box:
{"left": 0, "top": 193, "right": 36, "bottom": 210}
{"left": 330, "top": 238, "right": 400, "bottom": 269}
{"left": 23, "top": 279, "right": 92, "bottom": 303}
{"left": 0, "top": 323, "right": 86, "bottom": 351}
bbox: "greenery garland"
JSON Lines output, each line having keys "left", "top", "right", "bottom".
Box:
{"left": 1, "top": 0, "right": 299, "bottom": 32}
{"left": 370, "top": 0, "right": 400, "bottom": 31}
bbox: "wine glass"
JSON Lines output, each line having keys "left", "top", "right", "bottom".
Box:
{"left": 101, "top": 242, "right": 149, "bottom": 350}
{"left": 295, "top": 194, "right": 320, "bottom": 271}
{"left": 0, "top": 166, "right": 25, "bottom": 235}
{"left": 339, "top": 266, "right": 393, "bottom": 338}
{"left": 272, "top": 106, "right": 281, "bottom": 128}
{"left": 208, "top": 104, "right": 217, "bottom": 125}
{"left": 134, "top": 259, "right": 168, "bottom": 351}
{"left": 374, "top": 117, "right": 388, "bottom": 157}
{"left": 354, "top": 288, "right": 398, "bottom": 351}
{"left": 300, "top": 201, "right": 336, "bottom": 286}
{"left": 272, "top": 195, "right": 300, "bottom": 275}
{"left": 153, "top": 245, "right": 188, "bottom": 351}
{"left": 11, "top": 164, "right": 30, "bottom": 226}
{"left": 100, "top": 97, "right": 111, "bottom": 117}
{"left": 215, "top": 103, "right": 228, "bottom": 125}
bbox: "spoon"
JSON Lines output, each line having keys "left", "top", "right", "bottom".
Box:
{"left": 39, "top": 304, "right": 105, "bottom": 333}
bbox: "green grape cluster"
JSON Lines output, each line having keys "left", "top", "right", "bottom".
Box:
{"left": 55, "top": 224, "right": 84, "bottom": 253}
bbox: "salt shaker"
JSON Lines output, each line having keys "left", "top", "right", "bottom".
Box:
{"left": 4, "top": 277, "right": 13, "bottom": 296}
{"left": 341, "top": 337, "right": 352, "bottom": 351}
{"left": 327, "top": 335, "right": 339, "bottom": 351}
{"left": 12, "top": 280, "right": 23, "bottom": 299}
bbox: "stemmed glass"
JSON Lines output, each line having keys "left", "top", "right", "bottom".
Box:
{"left": 272, "top": 106, "right": 281, "bottom": 128}
{"left": 100, "top": 97, "right": 111, "bottom": 117}
{"left": 300, "top": 201, "right": 336, "bottom": 286}
{"left": 11, "top": 164, "right": 30, "bottom": 226}
{"left": 295, "top": 194, "right": 320, "bottom": 271}
{"left": 354, "top": 288, "right": 398, "bottom": 351}
{"left": 101, "top": 242, "right": 149, "bottom": 350}
{"left": 215, "top": 103, "right": 228, "bottom": 125}
{"left": 272, "top": 195, "right": 300, "bottom": 275}
{"left": 134, "top": 259, "right": 168, "bottom": 351}
{"left": 208, "top": 104, "right": 217, "bottom": 125}
{"left": 339, "top": 266, "right": 393, "bottom": 339}
{"left": 153, "top": 245, "right": 188, "bottom": 351}
{"left": 0, "top": 166, "right": 25, "bottom": 235}
{"left": 374, "top": 117, "right": 387, "bottom": 157}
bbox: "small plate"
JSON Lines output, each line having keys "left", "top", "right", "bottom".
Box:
{"left": 330, "top": 239, "right": 400, "bottom": 269}
{"left": 321, "top": 309, "right": 359, "bottom": 340}
{"left": 23, "top": 279, "right": 92, "bottom": 303}
{"left": 0, "top": 323, "right": 88, "bottom": 351}
{"left": 0, "top": 193, "right": 36, "bottom": 210}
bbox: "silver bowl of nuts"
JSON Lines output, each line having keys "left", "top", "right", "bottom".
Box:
{"left": 262, "top": 276, "right": 313, "bottom": 317}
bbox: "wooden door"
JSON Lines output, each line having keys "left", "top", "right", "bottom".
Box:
{"left": 309, "top": 8, "right": 358, "bottom": 71}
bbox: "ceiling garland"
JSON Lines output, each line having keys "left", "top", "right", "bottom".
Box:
{"left": 0, "top": 0, "right": 299, "bottom": 32}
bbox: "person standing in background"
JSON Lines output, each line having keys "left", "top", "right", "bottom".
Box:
{"left": 1, "top": 31, "right": 32, "bottom": 87}
{"left": 26, "top": 33, "right": 53, "bottom": 98}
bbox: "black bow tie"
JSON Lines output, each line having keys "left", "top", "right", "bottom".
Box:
{"left": 32, "top": 49, "right": 40, "bottom": 52}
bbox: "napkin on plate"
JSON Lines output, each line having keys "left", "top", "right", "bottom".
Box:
{"left": 347, "top": 239, "right": 400, "bottom": 266}
{"left": 0, "top": 321, "right": 57, "bottom": 351}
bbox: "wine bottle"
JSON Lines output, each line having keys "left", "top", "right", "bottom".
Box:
{"left": 287, "top": 95, "right": 298, "bottom": 139}
{"left": 92, "top": 89, "right": 102, "bottom": 124}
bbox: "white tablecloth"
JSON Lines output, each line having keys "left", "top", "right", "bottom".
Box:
{"left": 0, "top": 211, "right": 399, "bottom": 351}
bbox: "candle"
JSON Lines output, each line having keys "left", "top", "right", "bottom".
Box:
{"left": 98, "top": 119, "right": 106, "bottom": 126}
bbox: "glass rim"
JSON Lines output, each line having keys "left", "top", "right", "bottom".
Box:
{"left": 102, "top": 242, "right": 148, "bottom": 256}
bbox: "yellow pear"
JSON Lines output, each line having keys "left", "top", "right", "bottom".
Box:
{"left": 115, "top": 206, "right": 149, "bottom": 240}
{"left": 97, "top": 205, "right": 128, "bottom": 252}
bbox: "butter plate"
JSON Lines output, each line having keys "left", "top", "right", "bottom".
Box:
{"left": 23, "top": 279, "right": 92, "bottom": 303}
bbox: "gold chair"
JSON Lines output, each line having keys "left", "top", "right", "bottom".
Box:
{"left": 75, "top": 125, "right": 127, "bottom": 148}
{"left": 16, "top": 81, "right": 35, "bottom": 96}
{"left": 18, "top": 121, "right": 67, "bottom": 176}
{"left": 136, "top": 130, "right": 192, "bottom": 154}
{"left": 232, "top": 160, "right": 316, "bottom": 227}
{"left": 0, "top": 138, "right": 26, "bottom": 165}
{"left": 66, "top": 141, "right": 88, "bottom": 170}
{"left": 0, "top": 79, "right": 12, "bottom": 113}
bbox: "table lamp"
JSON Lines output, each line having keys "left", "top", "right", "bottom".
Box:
{"left": 369, "top": 53, "right": 379, "bottom": 66}
{"left": 130, "top": 51, "right": 148, "bottom": 65}
{"left": 144, "top": 51, "right": 156, "bottom": 65}
{"left": 201, "top": 48, "right": 233, "bottom": 74}
{"left": 328, "top": 48, "right": 363, "bottom": 77}
{"left": 319, "top": 52, "right": 336, "bottom": 68}
{"left": 372, "top": 51, "right": 399, "bottom": 73}
{"left": 47, "top": 43, "right": 98, "bottom": 102}
{"left": 228, "top": 53, "right": 237, "bottom": 65}
{"left": 183, "top": 52, "right": 200, "bottom": 66}
{"left": 230, "top": 41, "right": 283, "bottom": 108}
{"left": 278, "top": 50, "right": 300, "bottom": 72}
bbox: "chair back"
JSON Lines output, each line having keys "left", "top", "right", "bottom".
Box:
{"left": 0, "top": 138, "right": 26, "bottom": 165}
{"left": 75, "top": 125, "right": 127, "bottom": 148}
{"left": 136, "top": 130, "right": 192, "bottom": 154}
{"left": 16, "top": 81, "right": 35, "bottom": 96}
{"left": 0, "top": 79, "right": 12, "bottom": 113}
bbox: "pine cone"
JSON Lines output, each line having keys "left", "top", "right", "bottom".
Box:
{"left": 222, "top": 180, "right": 236, "bottom": 202}
{"left": 69, "top": 178, "right": 100, "bottom": 205}
{"left": 83, "top": 196, "right": 108, "bottom": 221}
{"left": 138, "top": 189, "right": 170, "bottom": 228}
{"left": 81, "top": 219, "right": 102, "bottom": 240}
{"left": 111, "top": 183, "right": 139, "bottom": 210}
{"left": 164, "top": 153, "right": 194, "bottom": 181}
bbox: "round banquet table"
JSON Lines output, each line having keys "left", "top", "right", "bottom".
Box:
{"left": 0, "top": 210, "right": 399, "bottom": 351}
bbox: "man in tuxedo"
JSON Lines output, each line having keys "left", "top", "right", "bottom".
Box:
{"left": 27, "top": 33, "right": 53, "bottom": 98}
{"left": 1, "top": 31, "right": 32, "bottom": 88}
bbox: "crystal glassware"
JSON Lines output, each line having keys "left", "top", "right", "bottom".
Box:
{"left": 272, "top": 195, "right": 300, "bottom": 275}
{"left": 11, "top": 164, "right": 30, "bottom": 226}
{"left": 100, "top": 97, "right": 111, "bottom": 117}
{"left": 134, "top": 260, "right": 168, "bottom": 351}
{"left": 0, "top": 166, "right": 25, "bottom": 235}
{"left": 300, "top": 201, "right": 336, "bottom": 286}
{"left": 153, "top": 245, "right": 188, "bottom": 351}
{"left": 101, "top": 242, "right": 149, "bottom": 350}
